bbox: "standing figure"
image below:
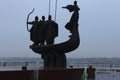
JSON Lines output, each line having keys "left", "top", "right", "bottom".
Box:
{"left": 44, "top": 15, "right": 58, "bottom": 45}
{"left": 39, "top": 16, "right": 46, "bottom": 45}
{"left": 41, "top": 15, "right": 59, "bottom": 67}
{"left": 27, "top": 16, "right": 40, "bottom": 45}
{"left": 38, "top": 16, "right": 46, "bottom": 59}
{"left": 63, "top": 1, "right": 80, "bottom": 33}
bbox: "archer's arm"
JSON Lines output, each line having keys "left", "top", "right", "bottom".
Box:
{"left": 27, "top": 21, "right": 34, "bottom": 25}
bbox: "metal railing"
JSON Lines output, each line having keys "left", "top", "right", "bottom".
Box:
{"left": 0, "top": 61, "right": 43, "bottom": 67}
{"left": 0, "top": 61, "right": 120, "bottom": 68}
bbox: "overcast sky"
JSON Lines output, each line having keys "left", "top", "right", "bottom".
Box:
{"left": 0, "top": 0, "right": 120, "bottom": 58}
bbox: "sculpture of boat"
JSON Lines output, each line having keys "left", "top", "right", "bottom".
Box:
{"left": 30, "top": 23, "right": 80, "bottom": 54}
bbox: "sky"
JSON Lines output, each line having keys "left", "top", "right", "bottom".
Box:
{"left": 0, "top": 0, "right": 120, "bottom": 58}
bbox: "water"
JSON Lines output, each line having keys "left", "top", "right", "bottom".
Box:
{"left": 95, "top": 69, "right": 120, "bottom": 80}
{"left": 67, "top": 58, "right": 120, "bottom": 68}
{"left": 0, "top": 57, "right": 120, "bottom": 80}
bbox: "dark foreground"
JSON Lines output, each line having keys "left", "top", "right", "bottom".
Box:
{"left": 0, "top": 67, "right": 95, "bottom": 80}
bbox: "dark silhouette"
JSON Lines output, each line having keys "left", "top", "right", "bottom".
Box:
{"left": 30, "top": 1, "right": 80, "bottom": 68}
{"left": 62, "top": 1, "right": 80, "bottom": 33}
{"left": 27, "top": 16, "right": 40, "bottom": 45}
{"left": 40, "top": 15, "right": 59, "bottom": 67}
{"left": 43, "top": 53, "right": 66, "bottom": 67}
{"left": 38, "top": 16, "right": 47, "bottom": 59}
{"left": 39, "top": 16, "right": 46, "bottom": 45}
{"left": 44, "top": 15, "right": 58, "bottom": 45}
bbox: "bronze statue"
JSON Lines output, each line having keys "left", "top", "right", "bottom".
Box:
{"left": 27, "top": 16, "right": 40, "bottom": 45}
{"left": 63, "top": 1, "right": 80, "bottom": 33}
{"left": 39, "top": 16, "right": 46, "bottom": 45}
{"left": 39, "top": 15, "right": 59, "bottom": 65}
{"left": 44, "top": 15, "right": 58, "bottom": 45}
{"left": 29, "top": 1, "right": 80, "bottom": 68}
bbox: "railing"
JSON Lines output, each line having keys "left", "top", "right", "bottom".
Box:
{"left": 67, "top": 62, "right": 120, "bottom": 68}
{"left": 0, "top": 61, "right": 120, "bottom": 68}
{"left": 0, "top": 61, "right": 43, "bottom": 67}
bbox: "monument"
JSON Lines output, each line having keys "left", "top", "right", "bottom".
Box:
{"left": 27, "top": 1, "right": 80, "bottom": 68}
{"left": 0, "top": 1, "right": 95, "bottom": 80}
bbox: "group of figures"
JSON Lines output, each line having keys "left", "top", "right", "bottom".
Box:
{"left": 27, "top": 15, "right": 58, "bottom": 45}
{"left": 29, "top": 1, "right": 80, "bottom": 68}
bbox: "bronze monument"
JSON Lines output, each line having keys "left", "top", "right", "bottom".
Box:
{"left": 27, "top": 1, "right": 80, "bottom": 68}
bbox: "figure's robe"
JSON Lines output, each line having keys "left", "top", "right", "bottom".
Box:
{"left": 44, "top": 20, "right": 58, "bottom": 44}
{"left": 29, "top": 21, "right": 40, "bottom": 43}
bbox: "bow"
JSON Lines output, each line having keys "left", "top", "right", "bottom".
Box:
{"left": 26, "top": 8, "right": 35, "bottom": 32}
